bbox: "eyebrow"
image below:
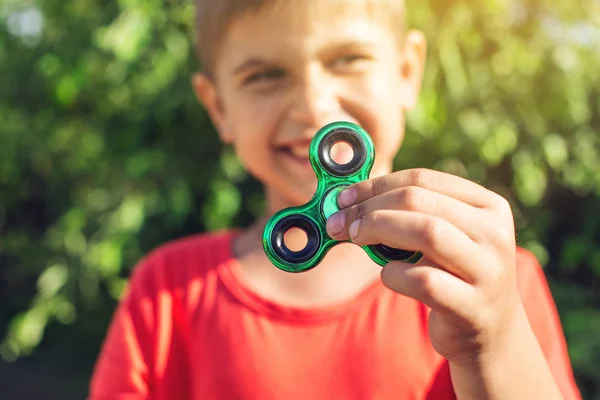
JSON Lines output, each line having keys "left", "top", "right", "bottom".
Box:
{"left": 231, "top": 57, "right": 271, "bottom": 76}
{"left": 327, "top": 40, "right": 375, "bottom": 51}
{"left": 230, "top": 40, "right": 377, "bottom": 76}
{"left": 319, "top": 40, "right": 377, "bottom": 56}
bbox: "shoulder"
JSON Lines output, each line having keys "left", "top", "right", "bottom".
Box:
{"left": 514, "top": 246, "right": 550, "bottom": 300}
{"left": 143, "top": 229, "right": 235, "bottom": 267}
{"left": 515, "top": 246, "right": 542, "bottom": 278}
{"left": 513, "top": 245, "right": 564, "bottom": 335}
{"left": 513, "top": 250, "right": 581, "bottom": 399}
{"left": 125, "top": 230, "right": 237, "bottom": 298}
{"left": 515, "top": 245, "right": 542, "bottom": 271}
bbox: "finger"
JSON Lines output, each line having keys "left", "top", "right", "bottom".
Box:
{"left": 381, "top": 261, "right": 476, "bottom": 319}
{"left": 337, "top": 168, "right": 498, "bottom": 209}
{"left": 349, "top": 209, "right": 482, "bottom": 283}
{"left": 327, "top": 186, "right": 488, "bottom": 242}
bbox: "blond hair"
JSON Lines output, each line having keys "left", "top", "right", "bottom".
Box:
{"left": 195, "top": 0, "right": 406, "bottom": 75}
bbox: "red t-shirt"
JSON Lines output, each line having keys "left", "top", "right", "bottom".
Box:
{"left": 89, "top": 230, "right": 581, "bottom": 399}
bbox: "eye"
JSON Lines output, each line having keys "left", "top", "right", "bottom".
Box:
{"left": 244, "top": 68, "right": 286, "bottom": 85}
{"left": 329, "top": 54, "right": 371, "bottom": 70}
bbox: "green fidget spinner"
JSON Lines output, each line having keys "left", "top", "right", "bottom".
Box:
{"left": 262, "top": 121, "right": 422, "bottom": 273}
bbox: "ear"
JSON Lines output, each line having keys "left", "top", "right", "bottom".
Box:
{"left": 192, "top": 73, "right": 233, "bottom": 144}
{"left": 399, "top": 29, "right": 427, "bottom": 111}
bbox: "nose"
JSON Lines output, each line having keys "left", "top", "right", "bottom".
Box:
{"left": 288, "top": 65, "right": 340, "bottom": 127}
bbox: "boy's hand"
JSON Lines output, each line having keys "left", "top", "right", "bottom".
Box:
{"left": 326, "top": 168, "right": 526, "bottom": 365}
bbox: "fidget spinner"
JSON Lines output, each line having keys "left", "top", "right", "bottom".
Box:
{"left": 262, "top": 121, "right": 422, "bottom": 273}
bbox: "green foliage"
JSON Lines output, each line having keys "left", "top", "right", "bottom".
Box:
{"left": 402, "top": 1, "right": 600, "bottom": 397}
{"left": 0, "top": 0, "right": 598, "bottom": 398}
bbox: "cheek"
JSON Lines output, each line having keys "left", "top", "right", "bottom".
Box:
{"left": 228, "top": 93, "right": 284, "bottom": 141}
{"left": 376, "top": 116, "right": 405, "bottom": 159}
{"left": 225, "top": 93, "right": 285, "bottom": 169}
{"left": 345, "top": 68, "right": 403, "bottom": 117}
{"left": 232, "top": 92, "right": 282, "bottom": 126}
{"left": 358, "top": 73, "right": 406, "bottom": 159}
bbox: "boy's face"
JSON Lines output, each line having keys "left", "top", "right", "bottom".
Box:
{"left": 194, "top": 4, "right": 426, "bottom": 213}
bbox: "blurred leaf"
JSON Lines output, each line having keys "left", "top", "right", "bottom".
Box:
{"left": 37, "top": 264, "right": 68, "bottom": 298}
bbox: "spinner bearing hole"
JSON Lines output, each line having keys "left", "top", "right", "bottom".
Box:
{"left": 283, "top": 227, "right": 308, "bottom": 252}
{"left": 272, "top": 215, "right": 321, "bottom": 264}
{"left": 318, "top": 128, "right": 367, "bottom": 177}
{"left": 330, "top": 141, "right": 354, "bottom": 165}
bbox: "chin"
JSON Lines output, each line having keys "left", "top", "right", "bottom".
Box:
{"left": 283, "top": 182, "right": 318, "bottom": 207}
{"left": 289, "top": 189, "right": 316, "bottom": 208}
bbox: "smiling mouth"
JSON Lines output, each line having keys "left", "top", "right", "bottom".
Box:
{"left": 278, "top": 146, "right": 312, "bottom": 166}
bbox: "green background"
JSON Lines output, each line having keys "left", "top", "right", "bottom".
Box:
{"left": 1, "top": 0, "right": 599, "bottom": 398}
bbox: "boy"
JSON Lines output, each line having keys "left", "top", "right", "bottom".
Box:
{"left": 89, "top": 0, "right": 581, "bottom": 399}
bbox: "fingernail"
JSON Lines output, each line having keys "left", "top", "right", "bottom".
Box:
{"left": 349, "top": 219, "right": 361, "bottom": 240}
{"left": 338, "top": 188, "right": 356, "bottom": 208}
{"left": 326, "top": 212, "right": 345, "bottom": 236}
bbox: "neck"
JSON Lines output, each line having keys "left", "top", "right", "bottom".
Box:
{"left": 229, "top": 162, "right": 394, "bottom": 307}
{"left": 232, "top": 206, "right": 383, "bottom": 308}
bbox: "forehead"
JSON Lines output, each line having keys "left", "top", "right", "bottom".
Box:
{"left": 215, "top": 1, "right": 402, "bottom": 68}
{"left": 259, "top": 0, "right": 404, "bottom": 27}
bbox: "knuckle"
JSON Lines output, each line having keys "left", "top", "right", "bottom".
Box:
{"left": 400, "top": 186, "right": 426, "bottom": 211}
{"left": 371, "top": 176, "right": 387, "bottom": 197}
{"left": 415, "top": 271, "right": 439, "bottom": 299}
{"left": 420, "top": 218, "right": 443, "bottom": 247}
{"left": 495, "top": 225, "right": 515, "bottom": 248}
{"left": 365, "top": 210, "right": 386, "bottom": 232}
{"left": 366, "top": 209, "right": 381, "bottom": 227}
{"left": 409, "top": 168, "right": 434, "bottom": 188}
{"left": 490, "top": 193, "right": 511, "bottom": 213}
{"left": 486, "top": 196, "right": 516, "bottom": 245}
